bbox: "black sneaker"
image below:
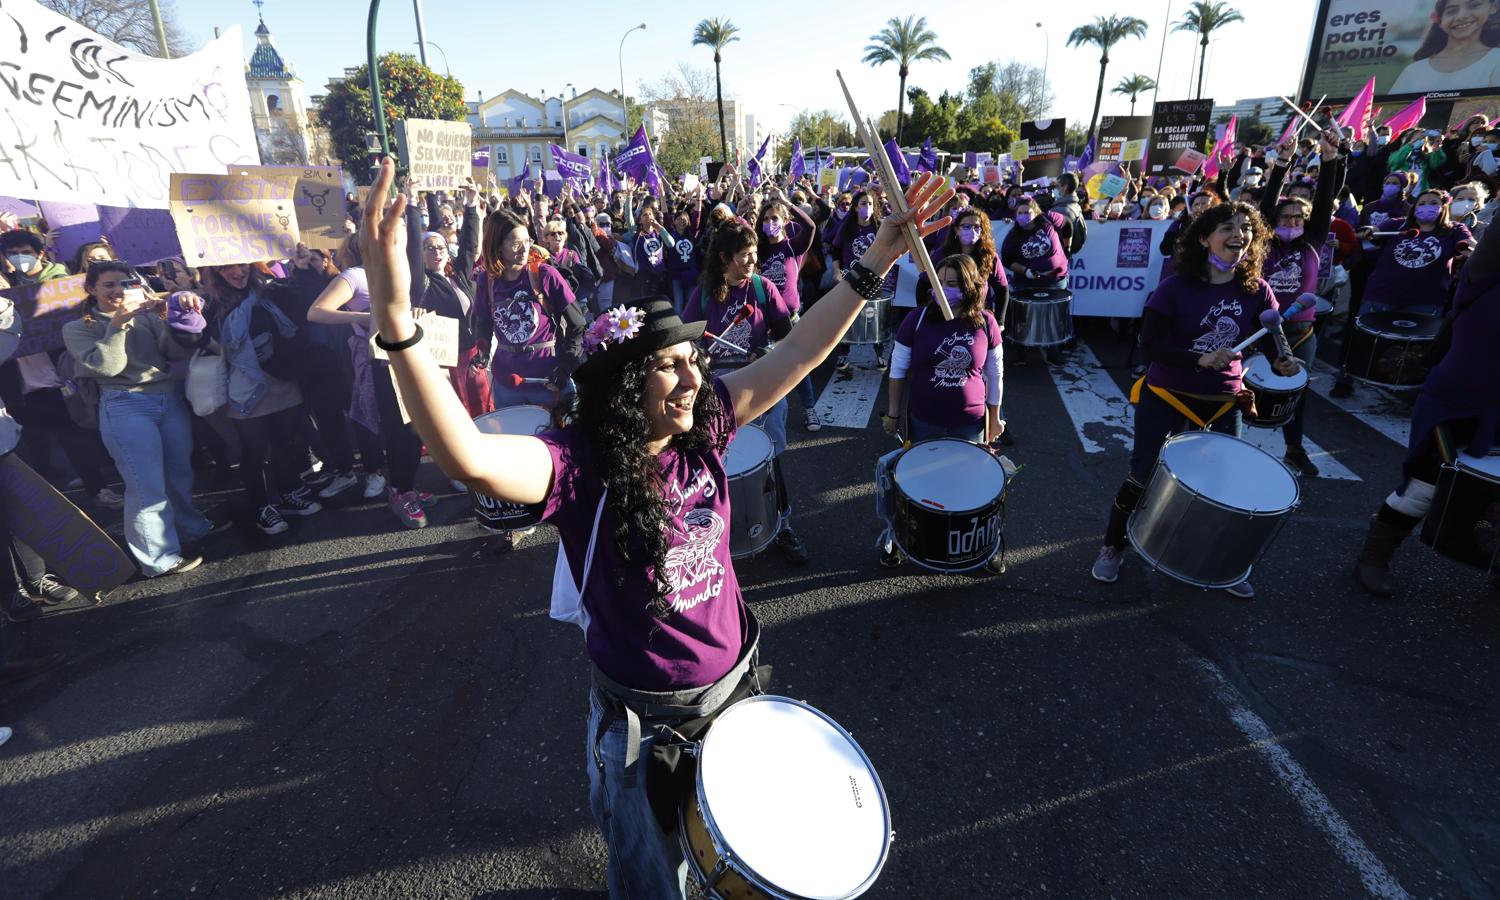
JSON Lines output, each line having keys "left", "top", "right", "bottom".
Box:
{"left": 878, "top": 544, "right": 904, "bottom": 568}
{"left": 774, "top": 526, "right": 810, "bottom": 566}
{"left": 2, "top": 590, "right": 43, "bottom": 623}
{"left": 1283, "top": 445, "right": 1320, "bottom": 478}
{"left": 279, "top": 487, "right": 323, "bottom": 517}
{"left": 257, "top": 505, "right": 289, "bottom": 535}
{"left": 25, "top": 574, "right": 81, "bottom": 606}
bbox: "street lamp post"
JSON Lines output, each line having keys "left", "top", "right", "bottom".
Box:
{"left": 1036, "top": 23, "right": 1049, "bottom": 116}
{"left": 148, "top": 0, "right": 170, "bottom": 58}
{"left": 1154, "top": 0, "right": 1174, "bottom": 105}
{"left": 412, "top": 0, "right": 429, "bottom": 67}
{"left": 416, "top": 40, "right": 450, "bottom": 77}
{"left": 618, "top": 23, "right": 647, "bottom": 137}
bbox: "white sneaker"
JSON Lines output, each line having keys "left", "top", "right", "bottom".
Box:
{"left": 94, "top": 487, "right": 125, "bottom": 509}
{"left": 362, "top": 472, "right": 388, "bottom": 499}
{"left": 317, "top": 470, "right": 360, "bottom": 499}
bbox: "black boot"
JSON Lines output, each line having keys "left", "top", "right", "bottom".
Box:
{"left": 1354, "top": 515, "right": 1413, "bottom": 598}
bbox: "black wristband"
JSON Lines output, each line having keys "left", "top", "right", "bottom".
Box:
{"left": 843, "top": 262, "right": 883, "bottom": 300}
{"left": 374, "top": 323, "right": 424, "bottom": 352}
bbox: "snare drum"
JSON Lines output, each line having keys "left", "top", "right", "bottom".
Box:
{"left": 1128, "top": 431, "right": 1300, "bottom": 588}
{"left": 1241, "top": 355, "right": 1309, "bottom": 429}
{"left": 890, "top": 439, "right": 1006, "bottom": 573}
{"left": 680, "top": 695, "right": 891, "bottom": 900}
{"left": 1421, "top": 453, "right": 1500, "bottom": 574}
{"left": 470, "top": 406, "right": 551, "bottom": 531}
{"left": 1345, "top": 310, "right": 1441, "bottom": 389}
{"left": 844, "top": 291, "right": 891, "bottom": 345}
{"left": 1004, "top": 288, "right": 1073, "bottom": 348}
{"left": 725, "top": 425, "right": 781, "bottom": 559}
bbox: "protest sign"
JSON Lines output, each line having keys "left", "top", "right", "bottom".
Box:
{"left": 370, "top": 312, "right": 458, "bottom": 367}
{"left": 1011, "top": 140, "right": 1030, "bottom": 161}
{"left": 97, "top": 206, "right": 181, "bottom": 265}
{"left": 169, "top": 171, "right": 300, "bottom": 267}
{"left": 0, "top": 454, "right": 135, "bottom": 594}
{"left": 0, "top": 198, "right": 40, "bottom": 219}
{"left": 0, "top": 3, "right": 257, "bottom": 208}
{"left": 398, "top": 119, "right": 473, "bottom": 191}
{"left": 233, "top": 165, "right": 345, "bottom": 251}
{"left": 37, "top": 201, "right": 105, "bottom": 264}
{"left": 1097, "top": 116, "right": 1154, "bottom": 163}
{"left": 1121, "top": 139, "right": 1148, "bottom": 162}
{"left": 1175, "top": 148, "right": 1209, "bottom": 175}
{"left": 993, "top": 219, "right": 1172, "bottom": 317}
{"left": 3, "top": 274, "right": 89, "bottom": 355}
{"left": 1019, "top": 120, "right": 1066, "bottom": 179}
{"left": 1098, "top": 173, "right": 1130, "bottom": 198}
{"left": 1303, "top": 0, "right": 1500, "bottom": 101}
{"left": 1147, "top": 100, "right": 1214, "bottom": 175}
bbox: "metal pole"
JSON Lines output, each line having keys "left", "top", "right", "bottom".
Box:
{"left": 618, "top": 24, "right": 646, "bottom": 136}
{"left": 367, "top": 0, "right": 392, "bottom": 188}
{"left": 1036, "top": 23, "right": 1049, "bottom": 116}
{"left": 148, "top": 0, "right": 170, "bottom": 58}
{"left": 412, "top": 0, "right": 429, "bottom": 67}
{"left": 417, "top": 40, "right": 450, "bottom": 77}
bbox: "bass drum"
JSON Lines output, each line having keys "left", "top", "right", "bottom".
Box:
{"left": 890, "top": 438, "right": 1007, "bottom": 573}
{"left": 1241, "top": 355, "right": 1309, "bottom": 429}
{"left": 1345, "top": 310, "right": 1441, "bottom": 389}
{"left": 1421, "top": 453, "right": 1500, "bottom": 574}
{"left": 1128, "top": 431, "right": 1300, "bottom": 588}
{"left": 1004, "top": 288, "right": 1073, "bottom": 348}
{"left": 724, "top": 425, "right": 781, "bottom": 559}
{"left": 470, "top": 405, "right": 552, "bottom": 532}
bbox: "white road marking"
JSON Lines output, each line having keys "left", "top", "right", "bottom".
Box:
{"left": 1194, "top": 657, "right": 1411, "bottom": 900}
{"left": 1309, "top": 360, "right": 1412, "bottom": 448}
{"left": 814, "top": 344, "right": 884, "bottom": 429}
{"left": 1051, "top": 343, "right": 1360, "bottom": 481}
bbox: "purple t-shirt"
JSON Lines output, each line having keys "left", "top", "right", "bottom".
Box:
{"left": 634, "top": 229, "right": 669, "bottom": 276}
{"left": 540, "top": 378, "right": 747, "bottom": 690}
{"left": 664, "top": 230, "right": 700, "bottom": 286}
{"left": 484, "top": 264, "right": 576, "bottom": 381}
{"left": 1428, "top": 264, "right": 1500, "bottom": 406}
{"left": 760, "top": 221, "right": 814, "bottom": 313}
{"left": 682, "top": 277, "right": 792, "bottom": 369}
{"left": 896, "top": 306, "right": 1003, "bottom": 426}
{"left": 1263, "top": 241, "right": 1319, "bottom": 322}
{"left": 1363, "top": 225, "right": 1473, "bottom": 310}
{"left": 1359, "top": 197, "right": 1409, "bottom": 231}
{"left": 1000, "top": 212, "right": 1069, "bottom": 280}
{"left": 1145, "top": 274, "right": 1280, "bottom": 395}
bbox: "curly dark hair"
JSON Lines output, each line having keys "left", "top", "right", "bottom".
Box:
{"left": 1174, "top": 201, "right": 1268, "bottom": 294}
{"left": 940, "top": 209, "right": 998, "bottom": 289}
{"left": 700, "top": 219, "right": 756, "bottom": 305}
{"left": 574, "top": 349, "right": 728, "bottom": 618}
{"left": 1414, "top": 0, "right": 1500, "bottom": 60}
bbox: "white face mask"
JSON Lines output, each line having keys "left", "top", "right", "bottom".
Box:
{"left": 1473, "top": 136, "right": 1486, "bottom": 147}
{"left": 1451, "top": 199, "right": 1477, "bottom": 217}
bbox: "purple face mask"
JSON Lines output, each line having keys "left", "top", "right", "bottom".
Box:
{"left": 957, "top": 225, "right": 981, "bottom": 246}
{"left": 1382, "top": 183, "right": 1401, "bottom": 199}
{"left": 762, "top": 220, "right": 784, "bottom": 239}
{"left": 1275, "top": 225, "right": 1304, "bottom": 241}
{"left": 942, "top": 285, "right": 965, "bottom": 303}
{"left": 1208, "top": 250, "right": 1243, "bottom": 272}
{"left": 1414, "top": 204, "right": 1442, "bottom": 223}
{"left": 1015, "top": 212, "right": 1034, "bottom": 227}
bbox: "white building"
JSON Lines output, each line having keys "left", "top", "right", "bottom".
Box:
{"left": 471, "top": 87, "right": 627, "bottom": 182}
{"left": 244, "top": 14, "right": 321, "bottom": 165}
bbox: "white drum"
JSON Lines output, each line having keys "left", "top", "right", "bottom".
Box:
{"left": 470, "top": 405, "right": 551, "bottom": 532}
{"left": 1240, "top": 355, "right": 1309, "bottom": 429}
{"left": 724, "top": 425, "right": 781, "bottom": 558}
{"left": 681, "top": 695, "right": 891, "bottom": 899}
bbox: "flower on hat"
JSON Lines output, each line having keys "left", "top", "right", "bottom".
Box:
{"left": 582, "top": 305, "right": 647, "bottom": 354}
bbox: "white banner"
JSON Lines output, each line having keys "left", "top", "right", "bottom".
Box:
{"left": 0, "top": 0, "right": 258, "bottom": 208}
{"left": 993, "top": 218, "right": 1173, "bottom": 318}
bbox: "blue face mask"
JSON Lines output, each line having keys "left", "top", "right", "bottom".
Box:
{"left": 5, "top": 252, "right": 38, "bottom": 274}
{"left": 1382, "top": 184, "right": 1401, "bottom": 199}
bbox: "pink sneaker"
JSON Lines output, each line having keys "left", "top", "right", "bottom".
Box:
{"left": 388, "top": 488, "right": 428, "bottom": 529}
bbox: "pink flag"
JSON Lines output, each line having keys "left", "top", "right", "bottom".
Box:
{"left": 1336, "top": 76, "right": 1376, "bottom": 141}
{"left": 1203, "top": 115, "right": 1237, "bottom": 179}
{"left": 1382, "top": 97, "right": 1427, "bottom": 140}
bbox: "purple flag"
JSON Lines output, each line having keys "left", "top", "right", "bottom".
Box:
{"left": 918, "top": 138, "right": 937, "bottom": 174}
{"left": 747, "top": 135, "right": 771, "bottom": 188}
{"left": 614, "top": 126, "right": 662, "bottom": 196}
{"left": 790, "top": 138, "right": 806, "bottom": 181}
{"left": 883, "top": 139, "right": 911, "bottom": 187}
{"left": 509, "top": 160, "right": 532, "bottom": 195}
{"left": 599, "top": 159, "right": 618, "bottom": 194}
{"left": 471, "top": 148, "right": 490, "bottom": 168}
{"left": 1079, "top": 135, "right": 1096, "bottom": 171}
{"left": 542, "top": 170, "right": 564, "bottom": 199}
{"left": 549, "top": 143, "right": 593, "bottom": 184}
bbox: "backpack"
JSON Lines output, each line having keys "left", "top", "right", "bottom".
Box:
{"left": 54, "top": 350, "right": 99, "bottom": 430}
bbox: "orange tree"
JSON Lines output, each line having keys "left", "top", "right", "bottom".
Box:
{"left": 320, "top": 52, "right": 467, "bottom": 184}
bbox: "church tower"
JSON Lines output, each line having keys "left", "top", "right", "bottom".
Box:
{"left": 244, "top": 2, "right": 312, "bottom": 165}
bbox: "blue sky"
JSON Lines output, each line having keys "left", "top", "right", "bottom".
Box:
{"left": 178, "top": 0, "right": 1320, "bottom": 134}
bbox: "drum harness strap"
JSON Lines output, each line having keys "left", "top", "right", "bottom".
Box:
{"left": 1288, "top": 321, "right": 1315, "bottom": 352}
{"left": 1129, "top": 377, "right": 1237, "bottom": 430}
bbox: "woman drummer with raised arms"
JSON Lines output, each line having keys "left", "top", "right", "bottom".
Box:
{"left": 1089, "top": 202, "right": 1300, "bottom": 600}
{"left": 355, "top": 157, "right": 953, "bottom": 897}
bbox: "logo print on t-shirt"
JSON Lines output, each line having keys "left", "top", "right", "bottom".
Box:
{"left": 851, "top": 232, "right": 876, "bottom": 261}
{"left": 1190, "top": 299, "right": 1244, "bottom": 353}
{"left": 761, "top": 254, "right": 787, "bottom": 289}
{"left": 495, "top": 293, "right": 538, "bottom": 344}
{"left": 1368, "top": 211, "right": 1391, "bottom": 229}
{"left": 931, "top": 332, "right": 975, "bottom": 388}
{"left": 663, "top": 507, "right": 726, "bottom": 612}
{"left": 1393, "top": 235, "right": 1443, "bottom": 270}
{"left": 1267, "top": 252, "right": 1304, "bottom": 293}
{"left": 675, "top": 238, "right": 694, "bottom": 263}
{"left": 715, "top": 307, "right": 753, "bottom": 361}
{"left": 643, "top": 235, "right": 664, "bottom": 267}
{"left": 1021, "top": 229, "right": 1052, "bottom": 260}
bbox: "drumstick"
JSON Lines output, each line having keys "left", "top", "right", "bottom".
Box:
{"left": 1230, "top": 297, "right": 1315, "bottom": 354}
{"left": 702, "top": 330, "right": 748, "bottom": 355}
{"left": 837, "top": 69, "right": 954, "bottom": 322}
{"left": 701, "top": 302, "right": 755, "bottom": 355}
{"left": 506, "top": 374, "right": 550, "bottom": 386}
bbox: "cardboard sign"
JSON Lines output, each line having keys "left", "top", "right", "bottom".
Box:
{"left": 0, "top": 454, "right": 136, "bottom": 594}
{"left": 37, "top": 201, "right": 105, "bottom": 264}
{"left": 4, "top": 275, "right": 90, "bottom": 355}
{"left": 681, "top": 173, "right": 701, "bottom": 194}
{"left": 1011, "top": 140, "right": 1030, "bottom": 161}
{"left": 170, "top": 172, "right": 301, "bottom": 266}
{"left": 1099, "top": 173, "right": 1131, "bottom": 198}
{"left": 398, "top": 119, "right": 473, "bottom": 191}
{"left": 231, "top": 165, "right": 345, "bottom": 252}
{"left": 98, "top": 206, "right": 182, "bottom": 265}
{"left": 1121, "top": 139, "right": 1148, "bottom": 162}
{"left": 369, "top": 313, "right": 458, "bottom": 367}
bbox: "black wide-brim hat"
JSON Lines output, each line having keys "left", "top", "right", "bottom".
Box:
{"left": 572, "top": 295, "right": 706, "bottom": 384}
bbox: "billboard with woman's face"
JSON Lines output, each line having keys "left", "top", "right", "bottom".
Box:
{"left": 1303, "top": 0, "right": 1500, "bottom": 100}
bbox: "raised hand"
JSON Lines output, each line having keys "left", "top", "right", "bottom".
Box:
{"left": 358, "top": 158, "right": 414, "bottom": 340}
{"left": 861, "top": 171, "right": 956, "bottom": 275}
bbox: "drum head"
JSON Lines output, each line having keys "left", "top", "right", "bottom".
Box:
{"left": 1242, "top": 354, "right": 1309, "bottom": 390}
{"left": 475, "top": 405, "right": 551, "bottom": 435}
{"left": 1160, "top": 431, "right": 1299, "bottom": 513}
{"left": 725, "top": 425, "right": 773, "bottom": 477}
{"left": 699, "top": 696, "right": 889, "bottom": 898}
{"left": 1458, "top": 453, "right": 1500, "bottom": 482}
{"left": 1313, "top": 297, "right": 1334, "bottom": 316}
{"left": 1016, "top": 288, "right": 1071, "bottom": 302}
{"left": 894, "top": 439, "right": 1006, "bottom": 512}
{"left": 1357, "top": 310, "right": 1442, "bottom": 339}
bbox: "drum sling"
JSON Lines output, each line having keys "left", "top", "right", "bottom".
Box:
{"left": 1129, "top": 377, "right": 1239, "bottom": 429}
{"left": 1288, "top": 322, "right": 1315, "bottom": 352}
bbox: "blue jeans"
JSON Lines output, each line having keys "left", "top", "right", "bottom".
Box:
{"left": 909, "top": 411, "right": 985, "bottom": 443}
{"left": 98, "top": 390, "right": 211, "bottom": 575}
{"left": 586, "top": 689, "right": 688, "bottom": 898}
{"left": 794, "top": 374, "right": 816, "bottom": 412}
{"left": 751, "top": 397, "right": 788, "bottom": 456}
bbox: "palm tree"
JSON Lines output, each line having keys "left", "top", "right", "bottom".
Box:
{"left": 1112, "top": 74, "right": 1158, "bottom": 116}
{"left": 692, "top": 18, "right": 740, "bottom": 162}
{"left": 1067, "top": 15, "right": 1150, "bottom": 153}
{"left": 1174, "top": 1, "right": 1246, "bottom": 101}
{"left": 861, "top": 16, "right": 950, "bottom": 145}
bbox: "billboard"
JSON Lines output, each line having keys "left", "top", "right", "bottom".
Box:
{"left": 1302, "top": 0, "right": 1500, "bottom": 101}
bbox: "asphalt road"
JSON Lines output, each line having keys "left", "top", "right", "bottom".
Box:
{"left": 3, "top": 323, "right": 1499, "bottom": 899}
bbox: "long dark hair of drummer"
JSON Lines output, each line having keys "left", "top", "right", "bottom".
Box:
{"left": 575, "top": 320, "right": 726, "bottom": 617}
{"left": 1174, "top": 201, "right": 1270, "bottom": 290}
{"left": 699, "top": 220, "right": 757, "bottom": 304}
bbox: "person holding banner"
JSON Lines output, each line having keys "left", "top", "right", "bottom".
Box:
{"left": 1089, "top": 203, "right": 1299, "bottom": 599}
{"left": 353, "top": 155, "right": 952, "bottom": 896}
{"left": 62, "top": 262, "right": 221, "bottom": 577}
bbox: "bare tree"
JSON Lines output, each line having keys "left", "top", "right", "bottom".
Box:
{"left": 636, "top": 63, "right": 716, "bottom": 106}
{"left": 41, "top": 0, "right": 195, "bottom": 57}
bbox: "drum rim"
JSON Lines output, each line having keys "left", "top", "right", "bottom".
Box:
{"left": 725, "top": 423, "right": 775, "bottom": 476}
{"left": 1156, "top": 433, "right": 1302, "bottom": 516}
{"left": 1354, "top": 312, "right": 1442, "bottom": 340}
{"left": 1347, "top": 374, "right": 1425, "bottom": 390}
{"left": 1455, "top": 454, "right": 1500, "bottom": 481}
{"left": 474, "top": 404, "right": 553, "bottom": 434}
{"left": 892, "top": 438, "right": 1008, "bottom": 516}
{"left": 691, "top": 694, "right": 893, "bottom": 898}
